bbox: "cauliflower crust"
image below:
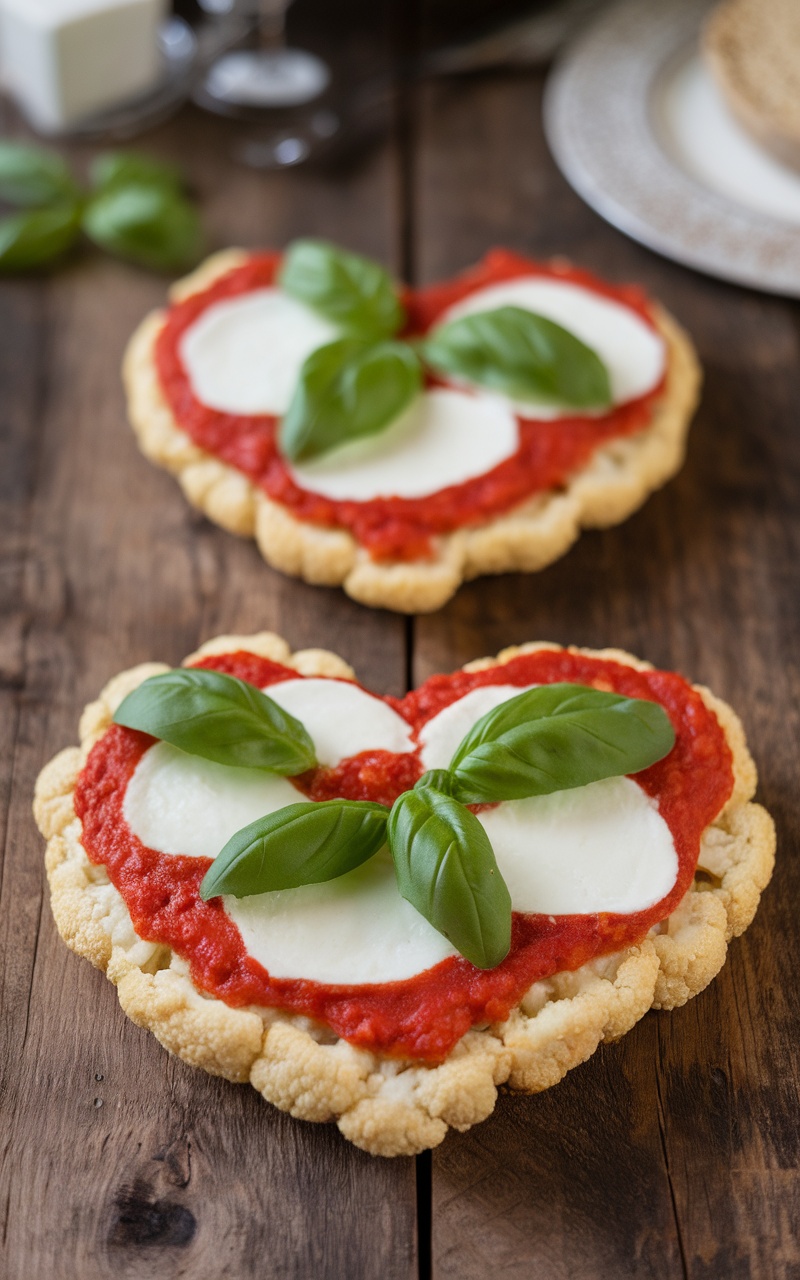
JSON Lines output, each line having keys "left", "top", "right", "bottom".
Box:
{"left": 123, "top": 252, "right": 702, "bottom": 614}
{"left": 33, "top": 634, "right": 774, "bottom": 1157}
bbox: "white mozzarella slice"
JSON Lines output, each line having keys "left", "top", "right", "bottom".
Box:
{"left": 226, "top": 850, "right": 456, "bottom": 984}
{"left": 124, "top": 742, "right": 300, "bottom": 859}
{"left": 418, "top": 683, "right": 533, "bottom": 771}
{"left": 288, "top": 387, "right": 519, "bottom": 501}
{"left": 479, "top": 777, "right": 677, "bottom": 916}
{"left": 264, "top": 678, "right": 414, "bottom": 766}
{"left": 179, "top": 287, "right": 339, "bottom": 415}
{"left": 438, "top": 277, "right": 665, "bottom": 417}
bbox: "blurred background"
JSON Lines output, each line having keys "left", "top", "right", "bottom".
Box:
{"left": 2, "top": 0, "right": 798, "bottom": 296}
{"left": 0, "top": 0, "right": 593, "bottom": 168}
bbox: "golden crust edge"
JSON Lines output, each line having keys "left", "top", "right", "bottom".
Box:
{"left": 34, "top": 636, "right": 774, "bottom": 1158}
{"left": 123, "top": 255, "right": 701, "bottom": 614}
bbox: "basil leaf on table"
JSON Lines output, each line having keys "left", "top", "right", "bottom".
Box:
{"left": 0, "top": 143, "right": 78, "bottom": 207}
{"left": 113, "top": 668, "right": 317, "bottom": 775}
{"left": 388, "top": 782, "right": 512, "bottom": 970}
{"left": 89, "top": 151, "right": 184, "bottom": 196}
{"left": 449, "top": 683, "right": 675, "bottom": 804}
{"left": 200, "top": 799, "right": 390, "bottom": 899}
{"left": 279, "top": 239, "right": 405, "bottom": 338}
{"left": 82, "top": 183, "right": 203, "bottom": 272}
{"left": 421, "top": 305, "right": 612, "bottom": 410}
{"left": 279, "top": 337, "right": 422, "bottom": 463}
{"left": 0, "top": 203, "right": 81, "bottom": 271}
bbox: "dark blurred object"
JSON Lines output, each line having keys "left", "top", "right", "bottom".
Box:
{"left": 420, "top": 0, "right": 606, "bottom": 73}
{"left": 170, "top": 0, "right": 604, "bottom": 169}
{"left": 173, "top": 0, "right": 602, "bottom": 63}
{"left": 419, "top": 0, "right": 553, "bottom": 48}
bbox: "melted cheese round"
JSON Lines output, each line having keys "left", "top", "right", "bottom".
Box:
{"left": 439, "top": 278, "right": 665, "bottom": 418}
{"left": 229, "top": 852, "right": 456, "bottom": 983}
{"left": 418, "top": 683, "right": 532, "bottom": 769}
{"left": 124, "top": 743, "right": 300, "bottom": 859}
{"left": 179, "top": 287, "right": 339, "bottom": 415}
{"left": 479, "top": 777, "right": 676, "bottom": 915}
{"left": 266, "top": 677, "right": 414, "bottom": 765}
{"left": 123, "top": 677, "right": 679, "bottom": 984}
{"left": 288, "top": 387, "right": 519, "bottom": 501}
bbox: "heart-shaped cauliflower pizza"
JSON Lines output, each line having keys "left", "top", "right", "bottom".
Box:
{"left": 34, "top": 632, "right": 773, "bottom": 1155}
{"left": 123, "top": 243, "right": 701, "bottom": 612}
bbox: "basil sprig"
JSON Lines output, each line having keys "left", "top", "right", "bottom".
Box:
{"left": 200, "top": 799, "right": 389, "bottom": 898}
{"left": 113, "top": 669, "right": 316, "bottom": 774}
{"left": 389, "top": 777, "right": 512, "bottom": 969}
{"left": 118, "top": 666, "right": 675, "bottom": 971}
{"left": 449, "top": 684, "right": 675, "bottom": 804}
{"left": 279, "top": 239, "right": 405, "bottom": 338}
{"left": 198, "top": 683, "right": 671, "bottom": 970}
{"left": 0, "top": 141, "right": 203, "bottom": 274}
{"left": 275, "top": 244, "right": 614, "bottom": 462}
{"left": 421, "top": 306, "right": 612, "bottom": 410}
{"left": 279, "top": 337, "right": 421, "bottom": 463}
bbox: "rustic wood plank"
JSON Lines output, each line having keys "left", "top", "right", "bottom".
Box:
{"left": 0, "top": 43, "right": 417, "bottom": 1277}
{"left": 412, "top": 67, "right": 800, "bottom": 1278}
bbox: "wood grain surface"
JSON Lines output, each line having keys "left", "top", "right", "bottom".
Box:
{"left": 412, "top": 67, "right": 800, "bottom": 1280}
{"left": 1, "top": 3, "right": 798, "bottom": 1276}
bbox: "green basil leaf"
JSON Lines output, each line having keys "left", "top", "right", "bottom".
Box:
{"left": 113, "top": 668, "right": 317, "bottom": 774}
{"left": 279, "top": 337, "right": 421, "bottom": 463}
{"left": 0, "top": 143, "right": 77, "bottom": 207}
{"left": 279, "top": 239, "right": 405, "bottom": 338}
{"left": 81, "top": 184, "right": 203, "bottom": 272}
{"left": 89, "top": 151, "right": 184, "bottom": 196}
{"left": 388, "top": 783, "right": 511, "bottom": 970}
{"left": 421, "top": 306, "right": 612, "bottom": 410}
{"left": 200, "top": 799, "right": 389, "bottom": 899}
{"left": 449, "top": 683, "right": 675, "bottom": 804}
{"left": 0, "top": 203, "right": 81, "bottom": 271}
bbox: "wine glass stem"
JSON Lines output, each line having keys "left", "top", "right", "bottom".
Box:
{"left": 258, "top": 0, "right": 289, "bottom": 49}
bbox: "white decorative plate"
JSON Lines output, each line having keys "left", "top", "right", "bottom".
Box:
{"left": 544, "top": 0, "right": 800, "bottom": 296}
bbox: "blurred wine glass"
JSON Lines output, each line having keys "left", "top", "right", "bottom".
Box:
{"left": 194, "top": 0, "right": 337, "bottom": 168}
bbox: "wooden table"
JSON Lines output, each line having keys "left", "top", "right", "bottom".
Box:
{"left": 2, "top": 9, "right": 798, "bottom": 1276}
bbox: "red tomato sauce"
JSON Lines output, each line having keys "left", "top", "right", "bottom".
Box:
{"left": 154, "top": 250, "right": 666, "bottom": 562}
{"left": 74, "top": 649, "right": 733, "bottom": 1063}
